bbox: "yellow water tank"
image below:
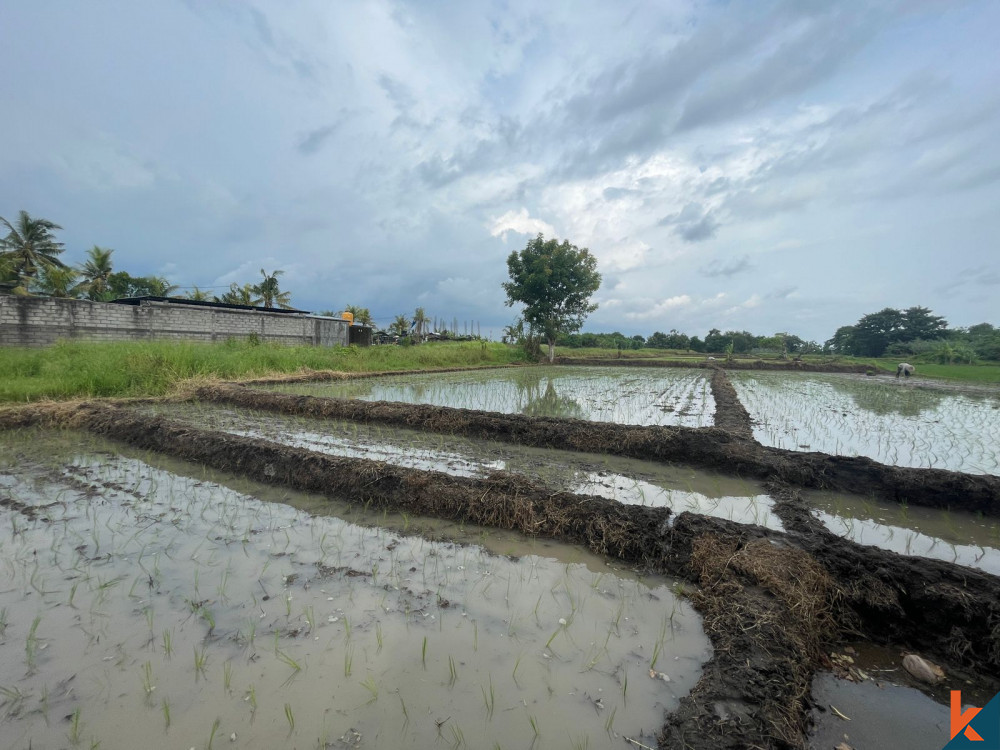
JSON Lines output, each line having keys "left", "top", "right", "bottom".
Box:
{"left": 341, "top": 311, "right": 354, "bottom": 325}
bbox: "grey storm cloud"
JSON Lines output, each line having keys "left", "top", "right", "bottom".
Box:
{"left": 1, "top": 1, "right": 997, "bottom": 342}
{"left": 699, "top": 255, "right": 753, "bottom": 278}
{"left": 659, "top": 203, "right": 720, "bottom": 243}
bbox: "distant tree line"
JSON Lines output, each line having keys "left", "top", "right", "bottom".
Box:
{"left": 556, "top": 328, "right": 821, "bottom": 357}
{"left": 824, "top": 306, "right": 999, "bottom": 362}
{"left": 557, "top": 305, "right": 998, "bottom": 363}
{"left": 1, "top": 210, "right": 293, "bottom": 309}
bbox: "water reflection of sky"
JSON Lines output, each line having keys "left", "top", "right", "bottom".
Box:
{"left": 730, "top": 372, "right": 1000, "bottom": 474}
{"left": 266, "top": 366, "right": 715, "bottom": 427}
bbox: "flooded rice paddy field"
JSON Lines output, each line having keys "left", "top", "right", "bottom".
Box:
{"left": 806, "top": 490, "right": 1000, "bottom": 576}
{"left": 729, "top": 371, "right": 1000, "bottom": 474}
{"left": 0, "top": 429, "right": 709, "bottom": 750}
{"left": 262, "top": 366, "right": 716, "bottom": 428}
{"left": 148, "top": 403, "right": 782, "bottom": 530}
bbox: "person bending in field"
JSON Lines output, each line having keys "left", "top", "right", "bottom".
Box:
{"left": 896, "top": 363, "right": 915, "bottom": 378}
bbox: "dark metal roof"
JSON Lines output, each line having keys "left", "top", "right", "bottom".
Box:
{"left": 110, "top": 296, "right": 310, "bottom": 314}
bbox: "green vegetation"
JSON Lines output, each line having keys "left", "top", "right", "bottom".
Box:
{"left": 0, "top": 340, "right": 527, "bottom": 402}
{"left": 552, "top": 346, "right": 1000, "bottom": 383}
{"left": 503, "top": 234, "right": 601, "bottom": 362}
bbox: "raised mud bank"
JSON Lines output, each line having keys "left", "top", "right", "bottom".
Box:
{"left": 554, "top": 357, "right": 878, "bottom": 373}
{"left": 238, "top": 363, "right": 525, "bottom": 387}
{"left": 2, "top": 404, "right": 997, "bottom": 748}
{"left": 186, "top": 383, "right": 1000, "bottom": 515}
{"left": 709, "top": 367, "right": 754, "bottom": 438}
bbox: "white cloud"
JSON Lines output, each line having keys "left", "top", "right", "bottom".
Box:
{"left": 488, "top": 208, "right": 557, "bottom": 242}
{"left": 625, "top": 295, "right": 693, "bottom": 321}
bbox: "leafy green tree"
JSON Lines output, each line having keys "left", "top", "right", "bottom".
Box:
{"left": 850, "top": 308, "right": 904, "bottom": 357}
{"left": 502, "top": 234, "right": 601, "bottom": 362}
{"left": 899, "top": 306, "right": 948, "bottom": 342}
{"left": 254, "top": 268, "right": 292, "bottom": 309}
{"left": 80, "top": 246, "right": 114, "bottom": 300}
{"left": 703, "top": 328, "right": 726, "bottom": 352}
{"left": 824, "top": 325, "right": 856, "bottom": 354}
{"left": 645, "top": 332, "right": 669, "bottom": 349}
{"left": 0, "top": 210, "right": 66, "bottom": 292}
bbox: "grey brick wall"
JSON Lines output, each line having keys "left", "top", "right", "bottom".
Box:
{"left": 0, "top": 297, "right": 350, "bottom": 347}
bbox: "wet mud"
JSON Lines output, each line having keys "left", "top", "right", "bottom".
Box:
{"left": 709, "top": 367, "right": 754, "bottom": 438}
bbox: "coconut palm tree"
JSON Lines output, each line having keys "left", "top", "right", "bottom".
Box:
{"left": 186, "top": 286, "right": 211, "bottom": 301}
{"left": 344, "top": 305, "right": 373, "bottom": 326}
{"left": 216, "top": 283, "right": 261, "bottom": 306}
{"left": 0, "top": 210, "right": 66, "bottom": 291}
{"left": 254, "top": 268, "right": 293, "bottom": 309}
{"left": 145, "top": 276, "right": 179, "bottom": 297}
{"left": 390, "top": 314, "right": 410, "bottom": 337}
{"left": 35, "top": 265, "right": 86, "bottom": 298}
{"left": 412, "top": 307, "right": 428, "bottom": 343}
{"left": 79, "top": 246, "right": 114, "bottom": 300}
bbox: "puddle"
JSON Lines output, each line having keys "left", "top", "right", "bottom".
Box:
{"left": 261, "top": 365, "right": 716, "bottom": 427}
{"left": 0, "top": 429, "right": 711, "bottom": 750}
{"left": 729, "top": 371, "right": 1000, "bottom": 474}
{"left": 809, "top": 672, "right": 951, "bottom": 750}
{"left": 807, "top": 490, "right": 1000, "bottom": 575}
{"left": 148, "top": 403, "right": 783, "bottom": 530}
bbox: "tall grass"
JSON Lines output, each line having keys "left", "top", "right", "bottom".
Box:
{"left": 0, "top": 339, "right": 527, "bottom": 402}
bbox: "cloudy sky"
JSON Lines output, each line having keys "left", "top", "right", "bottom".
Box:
{"left": 2, "top": 1, "right": 998, "bottom": 342}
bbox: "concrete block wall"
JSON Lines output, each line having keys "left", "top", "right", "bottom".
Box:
{"left": 0, "top": 296, "right": 350, "bottom": 347}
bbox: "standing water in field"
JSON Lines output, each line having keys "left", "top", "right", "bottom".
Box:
{"left": 146, "top": 402, "right": 783, "bottom": 529}
{"left": 729, "top": 371, "right": 1000, "bottom": 474}
{"left": 0, "top": 430, "right": 710, "bottom": 750}
{"left": 263, "top": 365, "right": 716, "bottom": 427}
{"left": 806, "top": 490, "right": 1000, "bottom": 576}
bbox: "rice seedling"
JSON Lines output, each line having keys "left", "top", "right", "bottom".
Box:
{"left": 25, "top": 615, "right": 42, "bottom": 672}
{"left": 140, "top": 661, "right": 155, "bottom": 699}
{"left": 207, "top": 717, "right": 222, "bottom": 749}
{"left": 284, "top": 702, "right": 295, "bottom": 732}
{"left": 422, "top": 636, "right": 428, "bottom": 668}
{"left": 193, "top": 645, "right": 208, "bottom": 680}
{"left": 161, "top": 698, "right": 170, "bottom": 730}
{"left": 68, "top": 707, "right": 82, "bottom": 745}
{"left": 361, "top": 675, "right": 379, "bottom": 704}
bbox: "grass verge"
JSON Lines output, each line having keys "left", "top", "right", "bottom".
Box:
{"left": 0, "top": 339, "right": 527, "bottom": 402}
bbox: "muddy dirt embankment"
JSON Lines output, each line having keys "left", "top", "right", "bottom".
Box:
{"left": 709, "top": 367, "right": 754, "bottom": 438}
{"left": 554, "top": 357, "right": 878, "bottom": 374}
{"left": 4, "top": 403, "right": 998, "bottom": 749}
{"left": 187, "top": 383, "right": 1000, "bottom": 516}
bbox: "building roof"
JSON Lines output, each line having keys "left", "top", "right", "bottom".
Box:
{"left": 110, "top": 296, "right": 309, "bottom": 314}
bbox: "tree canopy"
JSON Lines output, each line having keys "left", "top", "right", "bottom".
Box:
{"left": 503, "top": 234, "right": 601, "bottom": 361}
